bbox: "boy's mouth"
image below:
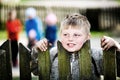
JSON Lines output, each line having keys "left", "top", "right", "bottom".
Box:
{"left": 67, "top": 43, "right": 76, "bottom": 47}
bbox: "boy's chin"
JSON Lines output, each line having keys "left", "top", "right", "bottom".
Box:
{"left": 66, "top": 49, "right": 78, "bottom": 53}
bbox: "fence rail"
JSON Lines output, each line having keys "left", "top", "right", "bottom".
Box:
{"left": 0, "top": 40, "right": 12, "bottom": 80}
{"left": 0, "top": 40, "right": 118, "bottom": 80}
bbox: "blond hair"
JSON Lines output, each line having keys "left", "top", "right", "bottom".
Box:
{"left": 60, "top": 13, "right": 91, "bottom": 34}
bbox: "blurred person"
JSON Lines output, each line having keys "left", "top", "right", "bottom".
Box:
{"left": 45, "top": 13, "right": 57, "bottom": 47}
{"left": 25, "top": 7, "right": 43, "bottom": 49}
{"left": 6, "top": 9, "right": 22, "bottom": 67}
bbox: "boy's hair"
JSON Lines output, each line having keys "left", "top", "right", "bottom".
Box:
{"left": 60, "top": 13, "right": 91, "bottom": 34}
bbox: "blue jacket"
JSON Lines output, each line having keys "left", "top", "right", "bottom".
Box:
{"left": 25, "top": 17, "right": 43, "bottom": 41}
{"left": 45, "top": 25, "right": 57, "bottom": 44}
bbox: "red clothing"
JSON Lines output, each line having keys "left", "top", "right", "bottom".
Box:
{"left": 6, "top": 19, "right": 22, "bottom": 40}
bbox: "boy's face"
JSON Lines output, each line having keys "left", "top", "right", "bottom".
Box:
{"left": 60, "top": 26, "right": 90, "bottom": 53}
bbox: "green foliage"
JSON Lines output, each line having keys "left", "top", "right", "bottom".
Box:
{"left": 91, "top": 31, "right": 108, "bottom": 38}
{"left": 0, "top": 30, "right": 7, "bottom": 40}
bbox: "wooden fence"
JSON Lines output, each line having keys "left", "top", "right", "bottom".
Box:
{"left": 0, "top": 2, "right": 120, "bottom": 30}
{"left": 0, "top": 40, "right": 117, "bottom": 80}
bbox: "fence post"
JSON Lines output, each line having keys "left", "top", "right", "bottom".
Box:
{"left": 78, "top": 40, "right": 92, "bottom": 80}
{"left": 0, "top": 49, "right": 7, "bottom": 80}
{"left": 19, "top": 43, "right": 31, "bottom": 80}
{"left": 103, "top": 47, "right": 116, "bottom": 80}
{"left": 0, "top": 40, "right": 12, "bottom": 80}
{"left": 38, "top": 45, "right": 51, "bottom": 80}
{"left": 57, "top": 41, "right": 71, "bottom": 80}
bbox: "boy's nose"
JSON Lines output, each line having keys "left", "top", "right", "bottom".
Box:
{"left": 68, "top": 36, "right": 74, "bottom": 41}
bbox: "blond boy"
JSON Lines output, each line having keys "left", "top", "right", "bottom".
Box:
{"left": 31, "top": 13, "right": 120, "bottom": 80}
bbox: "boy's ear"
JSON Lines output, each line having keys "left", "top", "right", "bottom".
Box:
{"left": 87, "top": 33, "right": 91, "bottom": 40}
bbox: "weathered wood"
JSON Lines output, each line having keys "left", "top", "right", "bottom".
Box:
{"left": 19, "top": 43, "right": 31, "bottom": 80}
{"left": 38, "top": 45, "right": 51, "bottom": 80}
{"left": 103, "top": 47, "right": 116, "bottom": 80}
{"left": 57, "top": 41, "right": 71, "bottom": 80}
{"left": 78, "top": 40, "right": 92, "bottom": 80}
{"left": 0, "top": 49, "right": 7, "bottom": 80}
{"left": 0, "top": 40, "right": 12, "bottom": 80}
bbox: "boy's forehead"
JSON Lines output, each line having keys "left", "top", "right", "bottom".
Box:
{"left": 62, "top": 27, "right": 86, "bottom": 33}
{"left": 62, "top": 25, "right": 81, "bottom": 29}
{"left": 62, "top": 25, "right": 87, "bottom": 31}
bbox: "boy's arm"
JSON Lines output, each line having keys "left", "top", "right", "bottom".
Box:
{"left": 101, "top": 36, "right": 120, "bottom": 76}
{"left": 30, "top": 39, "right": 57, "bottom": 76}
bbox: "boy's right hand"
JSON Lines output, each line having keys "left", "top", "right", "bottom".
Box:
{"left": 35, "top": 38, "right": 48, "bottom": 51}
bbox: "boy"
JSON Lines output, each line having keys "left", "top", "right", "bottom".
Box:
{"left": 31, "top": 13, "right": 120, "bottom": 79}
{"left": 6, "top": 9, "right": 22, "bottom": 67}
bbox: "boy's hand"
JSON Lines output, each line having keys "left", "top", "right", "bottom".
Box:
{"left": 35, "top": 38, "right": 48, "bottom": 51}
{"left": 101, "top": 36, "right": 120, "bottom": 51}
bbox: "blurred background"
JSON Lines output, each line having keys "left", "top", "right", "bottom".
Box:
{"left": 1, "top": 0, "right": 120, "bottom": 40}
{"left": 0, "top": 0, "right": 120, "bottom": 79}
{"left": 1, "top": 0, "right": 120, "bottom": 46}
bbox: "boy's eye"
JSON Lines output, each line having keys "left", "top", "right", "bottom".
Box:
{"left": 63, "top": 34, "right": 68, "bottom": 36}
{"left": 74, "top": 34, "right": 81, "bottom": 37}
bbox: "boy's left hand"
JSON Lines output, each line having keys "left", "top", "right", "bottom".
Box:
{"left": 101, "top": 36, "right": 120, "bottom": 51}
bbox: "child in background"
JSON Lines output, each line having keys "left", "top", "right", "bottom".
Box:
{"left": 31, "top": 13, "right": 120, "bottom": 79}
{"left": 6, "top": 9, "right": 22, "bottom": 67}
{"left": 45, "top": 13, "right": 57, "bottom": 47}
{"left": 25, "top": 7, "right": 43, "bottom": 49}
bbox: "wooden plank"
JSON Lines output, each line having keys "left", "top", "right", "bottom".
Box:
{"left": 57, "top": 41, "right": 71, "bottom": 80}
{"left": 38, "top": 44, "right": 51, "bottom": 80}
{"left": 0, "top": 40, "right": 12, "bottom": 80}
{"left": 103, "top": 47, "right": 116, "bottom": 80}
{"left": 19, "top": 43, "right": 31, "bottom": 80}
{"left": 0, "top": 49, "right": 7, "bottom": 80}
{"left": 78, "top": 40, "right": 92, "bottom": 80}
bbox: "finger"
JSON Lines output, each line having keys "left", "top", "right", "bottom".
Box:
{"left": 36, "top": 44, "right": 44, "bottom": 52}
{"left": 101, "top": 37, "right": 105, "bottom": 42}
{"left": 36, "top": 42, "right": 46, "bottom": 52}
{"left": 106, "top": 42, "right": 113, "bottom": 50}
{"left": 101, "top": 37, "right": 106, "bottom": 47}
{"left": 40, "top": 40, "right": 48, "bottom": 51}
{"left": 43, "top": 38, "right": 48, "bottom": 46}
{"left": 43, "top": 39, "right": 49, "bottom": 49}
{"left": 39, "top": 43, "right": 47, "bottom": 52}
{"left": 38, "top": 46, "right": 44, "bottom": 52}
{"left": 102, "top": 38, "right": 110, "bottom": 47}
{"left": 103, "top": 43, "right": 109, "bottom": 51}
{"left": 106, "top": 45, "right": 111, "bottom": 51}
{"left": 101, "top": 41, "right": 106, "bottom": 48}
{"left": 41, "top": 42, "right": 47, "bottom": 51}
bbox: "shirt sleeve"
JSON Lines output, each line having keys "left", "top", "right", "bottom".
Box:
{"left": 30, "top": 47, "right": 39, "bottom": 75}
{"left": 91, "top": 48, "right": 103, "bottom": 75}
